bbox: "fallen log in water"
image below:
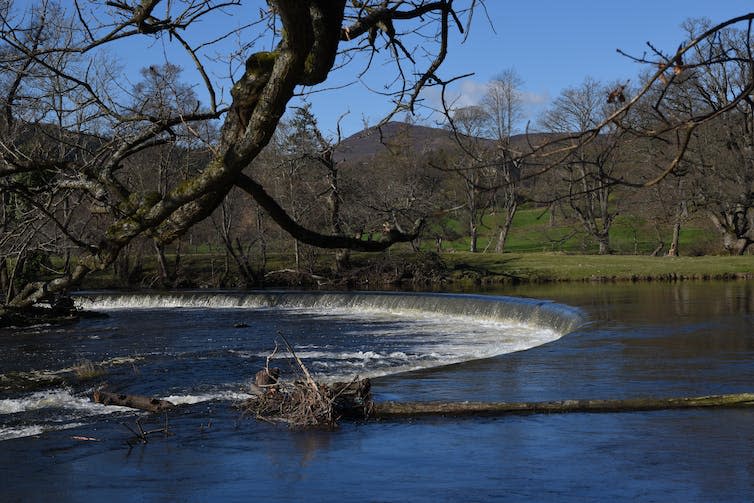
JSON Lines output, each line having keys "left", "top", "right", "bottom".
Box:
{"left": 93, "top": 390, "right": 175, "bottom": 413}
{"left": 371, "top": 393, "right": 754, "bottom": 419}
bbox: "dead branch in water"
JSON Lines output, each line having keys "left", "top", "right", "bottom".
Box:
{"left": 122, "top": 415, "right": 172, "bottom": 447}
{"left": 280, "top": 333, "right": 319, "bottom": 394}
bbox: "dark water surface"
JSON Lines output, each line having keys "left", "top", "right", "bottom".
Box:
{"left": 2, "top": 282, "right": 754, "bottom": 502}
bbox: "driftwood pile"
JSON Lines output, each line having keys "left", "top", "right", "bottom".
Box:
{"left": 244, "top": 377, "right": 372, "bottom": 429}
{"left": 242, "top": 338, "right": 372, "bottom": 429}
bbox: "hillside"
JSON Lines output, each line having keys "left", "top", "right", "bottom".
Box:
{"left": 334, "top": 121, "right": 562, "bottom": 163}
{"left": 334, "top": 121, "right": 458, "bottom": 163}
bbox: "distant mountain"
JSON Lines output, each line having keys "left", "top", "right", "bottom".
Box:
{"left": 334, "top": 121, "right": 562, "bottom": 164}
{"left": 333, "top": 121, "right": 459, "bottom": 163}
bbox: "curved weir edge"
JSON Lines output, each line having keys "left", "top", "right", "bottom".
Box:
{"left": 75, "top": 290, "right": 586, "bottom": 336}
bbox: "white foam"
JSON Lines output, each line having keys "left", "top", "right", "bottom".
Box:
{"left": 161, "top": 390, "right": 253, "bottom": 405}
{"left": 0, "top": 388, "right": 256, "bottom": 442}
{"left": 0, "top": 424, "right": 45, "bottom": 441}
{"left": 257, "top": 350, "right": 411, "bottom": 361}
{"left": 0, "top": 389, "right": 131, "bottom": 415}
{"left": 0, "top": 422, "right": 88, "bottom": 441}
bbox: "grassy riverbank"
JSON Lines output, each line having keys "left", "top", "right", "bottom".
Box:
{"left": 442, "top": 252, "right": 754, "bottom": 283}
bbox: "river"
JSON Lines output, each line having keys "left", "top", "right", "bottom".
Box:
{"left": 1, "top": 282, "right": 753, "bottom": 501}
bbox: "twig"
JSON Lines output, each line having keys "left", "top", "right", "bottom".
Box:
{"left": 265, "top": 341, "right": 279, "bottom": 374}
{"left": 278, "top": 331, "right": 318, "bottom": 393}
{"left": 121, "top": 414, "right": 171, "bottom": 445}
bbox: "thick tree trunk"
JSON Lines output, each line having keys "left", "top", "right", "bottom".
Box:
{"left": 597, "top": 235, "right": 611, "bottom": 255}
{"left": 0, "top": 257, "right": 9, "bottom": 301}
{"left": 372, "top": 392, "right": 754, "bottom": 419}
{"left": 494, "top": 202, "right": 517, "bottom": 253}
{"left": 726, "top": 236, "right": 751, "bottom": 255}
{"left": 294, "top": 240, "right": 300, "bottom": 271}
{"left": 667, "top": 221, "right": 681, "bottom": 257}
{"left": 708, "top": 210, "right": 754, "bottom": 256}
{"left": 469, "top": 223, "right": 478, "bottom": 253}
{"left": 335, "top": 249, "right": 350, "bottom": 272}
{"left": 667, "top": 200, "right": 686, "bottom": 257}
{"left": 153, "top": 240, "right": 173, "bottom": 286}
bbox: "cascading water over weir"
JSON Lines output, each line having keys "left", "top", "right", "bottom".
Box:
{"left": 1, "top": 291, "right": 585, "bottom": 440}
{"left": 77, "top": 290, "right": 585, "bottom": 333}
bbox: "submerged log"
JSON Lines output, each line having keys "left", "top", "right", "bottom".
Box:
{"left": 372, "top": 393, "right": 754, "bottom": 419}
{"left": 93, "top": 390, "right": 175, "bottom": 413}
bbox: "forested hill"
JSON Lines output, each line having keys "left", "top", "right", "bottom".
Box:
{"left": 334, "top": 121, "right": 560, "bottom": 163}
{"left": 334, "top": 122, "right": 457, "bottom": 162}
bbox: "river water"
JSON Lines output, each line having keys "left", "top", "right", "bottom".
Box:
{"left": 1, "top": 283, "right": 753, "bottom": 501}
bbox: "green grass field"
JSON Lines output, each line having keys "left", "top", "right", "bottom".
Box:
{"left": 441, "top": 252, "right": 754, "bottom": 282}
{"left": 431, "top": 206, "right": 719, "bottom": 256}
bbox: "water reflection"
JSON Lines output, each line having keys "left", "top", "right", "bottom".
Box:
{"left": 376, "top": 281, "right": 754, "bottom": 404}
{"left": 501, "top": 280, "right": 754, "bottom": 321}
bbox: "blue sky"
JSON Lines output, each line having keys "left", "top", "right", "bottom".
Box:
{"left": 302, "top": 1, "right": 753, "bottom": 137}
{"left": 109, "top": 1, "right": 753, "bottom": 139}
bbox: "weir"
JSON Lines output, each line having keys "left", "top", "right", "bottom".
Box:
{"left": 76, "top": 291, "right": 586, "bottom": 336}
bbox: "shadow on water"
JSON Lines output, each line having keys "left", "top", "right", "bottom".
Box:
{"left": 1, "top": 282, "right": 754, "bottom": 501}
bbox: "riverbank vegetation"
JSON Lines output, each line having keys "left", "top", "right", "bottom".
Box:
{"left": 71, "top": 248, "right": 754, "bottom": 290}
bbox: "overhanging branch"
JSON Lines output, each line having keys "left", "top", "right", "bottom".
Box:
{"left": 235, "top": 173, "right": 422, "bottom": 251}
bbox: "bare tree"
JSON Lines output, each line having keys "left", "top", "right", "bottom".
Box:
{"left": 281, "top": 104, "right": 351, "bottom": 270}
{"left": 0, "top": 0, "right": 480, "bottom": 311}
{"left": 483, "top": 69, "right": 525, "bottom": 252}
{"left": 681, "top": 21, "right": 754, "bottom": 255}
{"left": 483, "top": 69, "right": 524, "bottom": 141}
{"left": 212, "top": 186, "right": 268, "bottom": 287}
{"left": 524, "top": 13, "right": 754, "bottom": 207}
{"left": 446, "top": 105, "right": 494, "bottom": 252}
{"left": 540, "top": 78, "right": 626, "bottom": 255}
